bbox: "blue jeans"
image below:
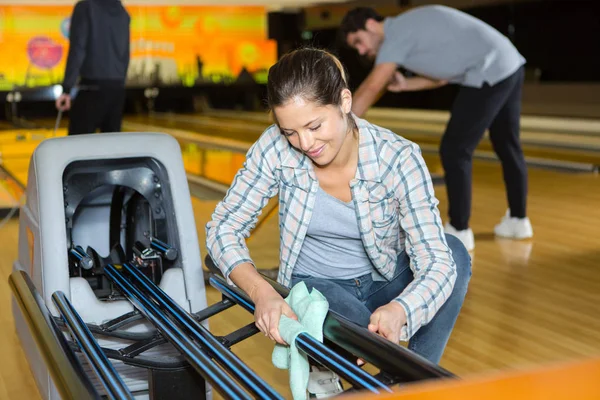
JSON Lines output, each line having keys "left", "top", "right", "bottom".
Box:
{"left": 291, "top": 234, "right": 471, "bottom": 364}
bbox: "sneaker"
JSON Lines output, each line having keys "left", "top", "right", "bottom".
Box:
{"left": 307, "top": 366, "right": 343, "bottom": 398}
{"left": 444, "top": 223, "right": 475, "bottom": 251}
{"left": 494, "top": 210, "right": 533, "bottom": 239}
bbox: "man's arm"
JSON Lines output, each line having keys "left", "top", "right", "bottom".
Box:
{"left": 388, "top": 71, "right": 448, "bottom": 92}
{"left": 351, "top": 62, "right": 397, "bottom": 118}
{"left": 405, "top": 76, "right": 448, "bottom": 91}
{"left": 62, "top": 1, "right": 89, "bottom": 94}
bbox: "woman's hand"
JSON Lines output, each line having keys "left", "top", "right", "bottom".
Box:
{"left": 357, "top": 302, "right": 407, "bottom": 366}
{"left": 228, "top": 263, "right": 299, "bottom": 345}
{"left": 251, "top": 283, "right": 298, "bottom": 345}
{"left": 368, "top": 301, "right": 407, "bottom": 345}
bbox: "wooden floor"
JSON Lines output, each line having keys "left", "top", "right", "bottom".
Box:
{"left": 40, "top": 109, "right": 600, "bottom": 167}
{"left": 125, "top": 110, "right": 600, "bottom": 167}
{"left": 1, "top": 138, "right": 600, "bottom": 398}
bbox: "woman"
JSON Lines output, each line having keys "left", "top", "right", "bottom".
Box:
{"left": 205, "top": 47, "right": 471, "bottom": 365}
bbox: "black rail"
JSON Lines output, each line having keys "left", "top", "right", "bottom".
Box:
{"left": 51, "top": 292, "right": 134, "bottom": 400}
{"left": 8, "top": 270, "right": 101, "bottom": 400}
{"left": 209, "top": 275, "right": 392, "bottom": 394}
{"left": 256, "top": 270, "right": 456, "bottom": 383}
{"left": 51, "top": 299, "right": 235, "bottom": 343}
{"left": 104, "top": 264, "right": 252, "bottom": 400}
{"left": 120, "top": 262, "right": 283, "bottom": 400}
{"left": 209, "top": 272, "right": 455, "bottom": 384}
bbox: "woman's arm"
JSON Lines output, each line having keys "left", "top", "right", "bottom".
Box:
{"left": 390, "top": 143, "right": 457, "bottom": 341}
{"left": 205, "top": 127, "right": 280, "bottom": 281}
{"left": 205, "top": 127, "right": 296, "bottom": 344}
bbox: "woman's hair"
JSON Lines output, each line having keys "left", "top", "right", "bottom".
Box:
{"left": 267, "top": 47, "right": 350, "bottom": 110}
{"left": 267, "top": 47, "right": 357, "bottom": 132}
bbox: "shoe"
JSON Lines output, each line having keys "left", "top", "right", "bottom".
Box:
{"left": 494, "top": 210, "right": 533, "bottom": 239}
{"left": 307, "top": 366, "right": 343, "bottom": 398}
{"left": 444, "top": 223, "right": 475, "bottom": 251}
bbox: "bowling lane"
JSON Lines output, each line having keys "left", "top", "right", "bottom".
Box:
{"left": 0, "top": 218, "right": 40, "bottom": 399}
{"left": 0, "top": 127, "right": 58, "bottom": 215}
{"left": 1, "top": 115, "right": 600, "bottom": 399}
{"left": 32, "top": 107, "right": 600, "bottom": 172}
{"left": 0, "top": 165, "right": 24, "bottom": 217}
{"left": 144, "top": 109, "right": 600, "bottom": 168}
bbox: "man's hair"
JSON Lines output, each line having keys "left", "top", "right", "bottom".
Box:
{"left": 340, "top": 7, "right": 384, "bottom": 37}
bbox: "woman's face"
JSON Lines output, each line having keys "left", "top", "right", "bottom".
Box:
{"left": 274, "top": 89, "right": 354, "bottom": 168}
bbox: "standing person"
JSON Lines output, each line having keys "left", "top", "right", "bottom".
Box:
{"left": 55, "top": 0, "right": 130, "bottom": 135}
{"left": 206, "top": 48, "right": 471, "bottom": 396}
{"left": 340, "top": 5, "right": 533, "bottom": 251}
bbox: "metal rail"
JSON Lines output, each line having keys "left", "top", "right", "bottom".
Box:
{"left": 8, "top": 270, "right": 100, "bottom": 400}
{"left": 104, "top": 264, "right": 252, "bottom": 400}
{"left": 51, "top": 291, "right": 134, "bottom": 400}
{"left": 208, "top": 275, "right": 393, "bottom": 394}
{"left": 205, "top": 255, "right": 455, "bottom": 383}
{"left": 259, "top": 273, "right": 456, "bottom": 383}
{"left": 120, "top": 262, "right": 283, "bottom": 400}
{"left": 209, "top": 272, "right": 455, "bottom": 385}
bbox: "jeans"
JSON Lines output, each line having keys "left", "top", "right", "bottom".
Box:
{"left": 291, "top": 234, "right": 471, "bottom": 364}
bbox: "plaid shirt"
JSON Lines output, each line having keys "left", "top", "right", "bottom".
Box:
{"left": 206, "top": 115, "right": 457, "bottom": 340}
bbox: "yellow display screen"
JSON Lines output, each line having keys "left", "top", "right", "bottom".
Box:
{"left": 0, "top": 5, "right": 277, "bottom": 90}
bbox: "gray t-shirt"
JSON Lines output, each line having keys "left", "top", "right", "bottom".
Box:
{"left": 294, "top": 186, "right": 375, "bottom": 280}
{"left": 375, "top": 5, "right": 526, "bottom": 88}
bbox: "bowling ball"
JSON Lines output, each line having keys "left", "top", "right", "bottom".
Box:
{"left": 27, "top": 37, "right": 64, "bottom": 69}
{"left": 61, "top": 17, "right": 71, "bottom": 39}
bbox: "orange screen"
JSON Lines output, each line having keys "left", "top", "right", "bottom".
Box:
{"left": 0, "top": 5, "right": 277, "bottom": 90}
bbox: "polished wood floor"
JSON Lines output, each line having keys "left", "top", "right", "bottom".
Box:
{"left": 1, "top": 130, "right": 599, "bottom": 398}
{"left": 41, "top": 108, "right": 600, "bottom": 167}
{"left": 125, "top": 110, "right": 600, "bottom": 167}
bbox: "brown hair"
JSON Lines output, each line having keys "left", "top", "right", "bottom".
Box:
{"left": 266, "top": 47, "right": 357, "bottom": 132}
{"left": 340, "top": 7, "right": 384, "bottom": 38}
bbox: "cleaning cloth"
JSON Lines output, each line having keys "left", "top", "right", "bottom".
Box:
{"left": 272, "top": 281, "right": 329, "bottom": 399}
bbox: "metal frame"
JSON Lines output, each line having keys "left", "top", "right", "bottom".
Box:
{"left": 51, "top": 291, "right": 134, "bottom": 400}
{"left": 104, "top": 264, "right": 252, "bottom": 400}
{"left": 118, "top": 262, "right": 283, "bottom": 400}
{"left": 10, "top": 261, "right": 457, "bottom": 400}
{"left": 205, "top": 255, "right": 455, "bottom": 384}
{"left": 8, "top": 270, "right": 101, "bottom": 400}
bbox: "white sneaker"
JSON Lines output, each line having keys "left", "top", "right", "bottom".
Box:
{"left": 494, "top": 210, "right": 533, "bottom": 239}
{"left": 307, "top": 366, "right": 343, "bottom": 398}
{"left": 444, "top": 223, "right": 475, "bottom": 251}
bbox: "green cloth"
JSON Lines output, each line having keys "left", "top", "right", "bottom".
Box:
{"left": 272, "top": 281, "right": 330, "bottom": 400}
